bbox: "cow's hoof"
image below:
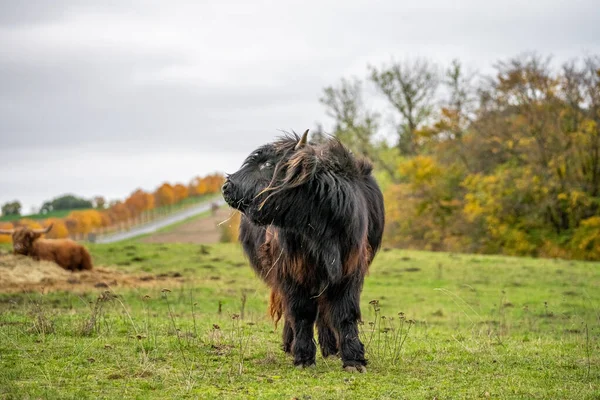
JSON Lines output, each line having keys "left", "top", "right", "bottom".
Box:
{"left": 295, "top": 362, "right": 316, "bottom": 369}
{"left": 343, "top": 365, "right": 367, "bottom": 373}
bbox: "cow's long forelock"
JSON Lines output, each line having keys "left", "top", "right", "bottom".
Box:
{"left": 256, "top": 138, "right": 358, "bottom": 211}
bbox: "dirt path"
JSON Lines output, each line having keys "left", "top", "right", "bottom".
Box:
{"left": 96, "top": 198, "right": 226, "bottom": 244}
{"left": 140, "top": 207, "right": 234, "bottom": 244}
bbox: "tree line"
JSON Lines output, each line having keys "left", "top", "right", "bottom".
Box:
{"left": 319, "top": 52, "right": 600, "bottom": 261}
{"left": 0, "top": 173, "right": 224, "bottom": 242}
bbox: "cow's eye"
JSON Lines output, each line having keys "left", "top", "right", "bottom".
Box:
{"left": 260, "top": 161, "right": 273, "bottom": 170}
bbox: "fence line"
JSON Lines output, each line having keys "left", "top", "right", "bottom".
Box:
{"left": 85, "top": 198, "right": 224, "bottom": 244}
{"left": 69, "top": 197, "right": 222, "bottom": 243}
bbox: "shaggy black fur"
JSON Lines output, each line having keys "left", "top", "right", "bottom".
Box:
{"left": 222, "top": 131, "right": 385, "bottom": 371}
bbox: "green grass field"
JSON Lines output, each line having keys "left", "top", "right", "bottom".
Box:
{"left": 0, "top": 242, "right": 598, "bottom": 399}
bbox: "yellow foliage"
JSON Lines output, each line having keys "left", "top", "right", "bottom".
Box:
{"left": 571, "top": 217, "right": 600, "bottom": 260}
{"left": 105, "top": 202, "right": 131, "bottom": 225}
{"left": 219, "top": 210, "right": 240, "bottom": 243}
{"left": 43, "top": 218, "right": 70, "bottom": 239}
{"left": 0, "top": 222, "right": 13, "bottom": 243}
{"left": 399, "top": 156, "right": 442, "bottom": 185}
{"left": 154, "top": 183, "right": 176, "bottom": 207}
{"left": 67, "top": 210, "right": 104, "bottom": 234}
{"left": 173, "top": 184, "right": 189, "bottom": 202}
{"left": 126, "top": 189, "right": 155, "bottom": 215}
{"left": 100, "top": 213, "right": 112, "bottom": 227}
{"left": 189, "top": 174, "right": 225, "bottom": 197}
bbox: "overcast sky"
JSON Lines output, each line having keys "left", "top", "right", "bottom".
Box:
{"left": 1, "top": 0, "right": 599, "bottom": 213}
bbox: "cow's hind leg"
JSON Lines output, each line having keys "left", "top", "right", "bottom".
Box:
{"left": 327, "top": 280, "right": 367, "bottom": 372}
{"left": 282, "top": 318, "right": 294, "bottom": 354}
{"left": 317, "top": 307, "right": 338, "bottom": 358}
{"left": 284, "top": 289, "right": 318, "bottom": 368}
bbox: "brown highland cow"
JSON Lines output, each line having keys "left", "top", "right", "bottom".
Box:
{"left": 0, "top": 224, "right": 93, "bottom": 271}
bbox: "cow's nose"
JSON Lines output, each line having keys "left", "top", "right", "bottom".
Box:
{"left": 221, "top": 180, "right": 231, "bottom": 194}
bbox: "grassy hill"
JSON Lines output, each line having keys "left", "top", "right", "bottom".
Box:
{"left": 0, "top": 242, "right": 598, "bottom": 399}
{"left": 0, "top": 209, "right": 82, "bottom": 223}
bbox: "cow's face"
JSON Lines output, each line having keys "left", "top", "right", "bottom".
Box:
{"left": 11, "top": 228, "right": 41, "bottom": 255}
{"left": 0, "top": 225, "right": 53, "bottom": 255}
{"left": 222, "top": 130, "right": 310, "bottom": 215}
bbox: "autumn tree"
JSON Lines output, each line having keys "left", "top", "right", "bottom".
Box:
{"left": 105, "top": 201, "right": 131, "bottom": 225}
{"left": 125, "top": 189, "right": 155, "bottom": 215}
{"left": 190, "top": 174, "right": 225, "bottom": 196}
{"left": 321, "top": 52, "right": 600, "bottom": 260}
{"left": 43, "top": 218, "right": 69, "bottom": 239}
{"left": 154, "top": 183, "right": 176, "bottom": 207}
{"left": 204, "top": 173, "right": 225, "bottom": 193}
{"left": 173, "top": 184, "right": 189, "bottom": 202}
{"left": 67, "top": 210, "right": 104, "bottom": 235}
{"left": 429, "top": 60, "right": 478, "bottom": 168}
{"left": 0, "top": 222, "right": 13, "bottom": 243}
{"left": 189, "top": 176, "right": 207, "bottom": 196}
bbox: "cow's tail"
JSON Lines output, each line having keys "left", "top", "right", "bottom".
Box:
{"left": 268, "top": 288, "right": 283, "bottom": 328}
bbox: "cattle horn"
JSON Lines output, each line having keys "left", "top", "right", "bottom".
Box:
{"left": 33, "top": 224, "right": 53, "bottom": 234}
{"left": 0, "top": 228, "right": 15, "bottom": 235}
{"left": 294, "top": 129, "right": 309, "bottom": 150}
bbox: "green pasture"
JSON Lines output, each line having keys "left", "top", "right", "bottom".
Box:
{"left": 0, "top": 241, "right": 598, "bottom": 399}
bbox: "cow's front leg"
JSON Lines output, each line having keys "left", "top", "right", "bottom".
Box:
{"left": 284, "top": 287, "right": 318, "bottom": 368}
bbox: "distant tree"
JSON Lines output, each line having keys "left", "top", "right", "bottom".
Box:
{"left": 206, "top": 173, "right": 226, "bottom": 193}
{"left": 173, "top": 183, "right": 189, "bottom": 202}
{"left": 106, "top": 201, "right": 131, "bottom": 224}
{"left": 1, "top": 201, "right": 22, "bottom": 216}
{"left": 93, "top": 196, "right": 107, "bottom": 209}
{"left": 67, "top": 210, "right": 104, "bottom": 234}
{"left": 308, "top": 123, "right": 329, "bottom": 145}
{"left": 189, "top": 174, "right": 225, "bottom": 197}
{"left": 41, "top": 194, "right": 93, "bottom": 213}
{"left": 125, "top": 189, "right": 155, "bottom": 215}
{"left": 40, "top": 201, "right": 53, "bottom": 213}
{"left": 154, "top": 183, "right": 176, "bottom": 207}
{"left": 430, "top": 59, "right": 478, "bottom": 168}
{"left": 369, "top": 59, "right": 439, "bottom": 155}
{"left": 320, "top": 78, "right": 380, "bottom": 159}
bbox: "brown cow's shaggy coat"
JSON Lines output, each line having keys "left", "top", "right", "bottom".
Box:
{"left": 1, "top": 226, "right": 93, "bottom": 271}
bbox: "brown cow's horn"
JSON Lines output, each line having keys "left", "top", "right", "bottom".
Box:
{"left": 294, "top": 129, "right": 309, "bottom": 150}
{"left": 33, "top": 224, "right": 53, "bottom": 234}
{"left": 0, "top": 229, "right": 15, "bottom": 235}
